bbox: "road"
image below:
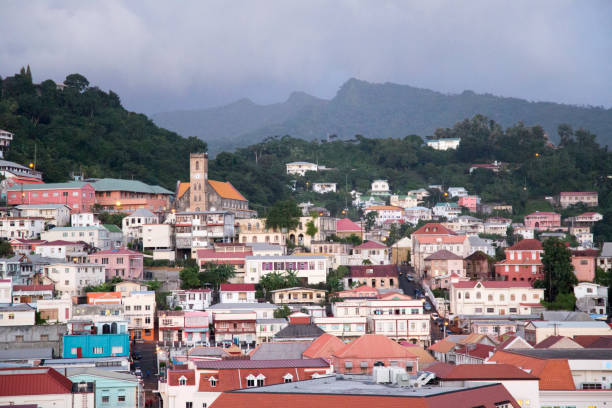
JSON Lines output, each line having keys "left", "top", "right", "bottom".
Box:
{"left": 132, "top": 341, "right": 158, "bottom": 406}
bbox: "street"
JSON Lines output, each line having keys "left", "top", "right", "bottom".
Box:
{"left": 132, "top": 341, "right": 158, "bottom": 406}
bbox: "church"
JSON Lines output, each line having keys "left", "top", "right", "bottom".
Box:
{"left": 174, "top": 153, "right": 255, "bottom": 218}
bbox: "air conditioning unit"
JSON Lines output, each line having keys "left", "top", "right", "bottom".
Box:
{"left": 373, "top": 366, "right": 390, "bottom": 383}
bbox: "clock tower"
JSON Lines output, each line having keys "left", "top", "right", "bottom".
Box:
{"left": 189, "top": 152, "right": 208, "bottom": 211}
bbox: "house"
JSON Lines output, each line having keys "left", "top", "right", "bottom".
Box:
{"left": 255, "top": 319, "right": 289, "bottom": 344}
{"left": 87, "top": 292, "right": 122, "bottom": 305}
{"left": 157, "top": 358, "right": 331, "bottom": 408}
{"left": 158, "top": 310, "right": 186, "bottom": 343}
{"left": 121, "top": 208, "right": 159, "bottom": 244}
{"left": 70, "top": 212, "right": 100, "bottom": 227}
{"left": 207, "top": 303, "right": 278, "bottom": 321}
{"left": 35, "top": 240, "right": 89, "bottom": 263}
{"left": 336, "top": 285, "right": 380, "bottom": 299}
{"left": 271, "top": 287, "right": 326, "bottom": 305}
{"left": 571, "top": 249, "right": 598, "bottom": 282}
{"left": 534, "top": 335, "right": 583, "bottom": 349}
{"left": 424, "top": 249, "right": 465, "bottom": 287}
{"left": 428, "top": 334, "right": 497, "bottom": 363}
{"left": 447, "top": 187, "right": 468, "bottom": 198}
{"left": 9, "top": 238, "right": 46, "bottom": 254}
{"left": 370, "top": 180, "right": 391, "bottom": 196}
{"left": 66, "top": 367, "right": 142, "bottom": 408}
{"left": 114, "top": 280, "right": 148, "bottom": 296}
{"left": 477, "top": 202, "right": 513, "bottom": 214}
{"left": 63, "top": 317, "right": 130, "bottom": 358}
{"left": 302, "top": 332, "right": 346, "bottom": 360}
{"left": 390, "top": 194, "right": 418, "bottom": 209}
{"left": 43, "top": 263, "right": 105, "bottom": 298}
{"left": 470, "top": 319, "right": 519, "bottom": 337}
{"left": 524, "top": 211, "right": 561, "bottom": 230}
{"left": 426, "top": 137, "right": 461, "bottom": 150}
{"left": 364, "top": 205, "right": 403, "bottom": 226}
{"left": 412, "top": 234, "right": 469, "bottom": 275}
{"left": 102, "top": 224, "right": 123, "bottom": 248}
{"left": 0, "top": 303, "right": 35, "bottom": 326}
{"left": 427, "top": 362, "right": 540, "bottom": 407}
{"left": 244, "top": 255, "right": 328, "bottom": 285}
{"left": 122, "top": 290, "right": 156, "bottom": 341}
{"left": 450, "top": 281, "right": 545, "bottom": 316}
{"left": 41, "top": 226, "right": 111, "bottom": 251}
{"left": 0, "top": 216, "right": 46, "bottom": 239}
{"left": 332, "top": 334, "right": 419, "bottom": 375}
{"left": 464, "top": 251, "right": 493, "bottom": 280}
{"left": 599, "top": 242, "right": 612, "bottom": 271}
{"left": 286, "top": 161, "right": 318, "bottom": 176}
{"left": 432, "top": 202, "right": 461, "bottom": 220}
{"left": 273, "top": 313, "right": 326, "bottom": 342}
{"left": 171, "top": 288, "right": 213, "bottom": 310}
{"left": 469, "top": 161, "right": 506, "bottom": 173}
{"left": 335, "top": 218, "right": 362, "bottom": 239}
{"left": 86, "top": 177, "right": 173, "bottom": 213}
{"left": 352, "top": 241, "right": 389, "bottom": 265}
{"left": 523, "top": 321, "right": 612, "bottom": 345}
{"left": 142, "top": 223, "right": 175, "bottom": 255}
{"left": 184, "top": 311, "right": 210, "bottom": 346}
{"left": 344, "top": 265, "right": 399, "bottom": 289}
{"left": 11, "top": 283, "right": 54, "bottom": 303}
{"left": 0, "top": 324, "right": 67, "bottom": 357}
{"left": 458, "top": 195, "right": 480, "bottom": 212}
{"left": 37, "top": 297, "right": 72, "bottom": 323}
{"left": 403, "top": 206, "right": 432, "bottom": 225}
{"left": 212, "top": 311, "right": 257, "bottom": 347}
{"left": 219, "top": 283, "right": 256, "bottom": 303}
{"left": 313, "top": 316, "right": 367, "bottom": 341}
{"left": 312, "top": 182, "right": 337, "bottom": 194}
{"left": 494, "top": 239, "right": 544, "bottom": 282}
{"left": 573, "top": 211, "right": 603, "bottom": 224}
{"left": 450, "top": 343, "right": 495, "bottom": 364}
{"left": 574, "top": 282, "right": 608, "bottom": 315}
{"left": 559, "top": 191, "right": 598, "bottom": 208}
{"left": 175, "top": 211, "right": 236, "bottom": 255}
{"left": 88, "top": 248, "right": 144, "bottom": 281}
{"left": 16, "top": 204, "right": 71, "bottom": 226}
{"left": 0, "top": 367, "right": 94, "bottom": 408}
{"left": 196, "top": 245, "right": 252, "bottom": 280}
{"left": 6, "top": 182, "right": 96, "bottom": 213}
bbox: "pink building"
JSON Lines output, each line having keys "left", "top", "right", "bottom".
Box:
{"left": 524, "top": 211, "right": 561, "bottom": 230}
{"left": 184, "top": 311, "right": 210, "bottom": 345}
{"left": 571, "top": 249, "right": 598, "bottom": 282}
{"left": 457, "top": 196, "right": 480, "bottom": 212}
{"left": 88, "top": 248, "right": 144, "bottom": 280}
{"left": 7, "top": 182, "right": 95, "bottom": 213}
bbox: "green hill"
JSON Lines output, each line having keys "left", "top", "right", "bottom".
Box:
{"left": 154, "top": 78, "right": 612, "bottom": 155}
{"left": 0, "top": 68, "right": 206, "bottom": 189}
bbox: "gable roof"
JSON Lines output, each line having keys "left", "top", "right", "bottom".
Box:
{"left": 274, "top": 323, "right": 325, "bottom": 339}
{"left": 399, "top": 343, "right": 436, "bottom": 365}
{"left": 208, "top": 180, "right": 247, "bottom": 201}
{"left": 349, "top": 265, "right": 398, "bottom": 278}
{"left": 572, "top": 335, "right": 612, "bottom": 348}
{"left": 451, "top": 280, "right": 533, "bottom": 289}
{"left": 219, "top": 283, "right": 256, "bottom": 292}
{"left": 424, "top": 249, "right": 463, "bottom": 261}
{"left": 0, "top": 367, "right": 73, "bottom": 396}
{"left": 168, "top": 369, "right": 196, "bottom": 386}
{"left": 85, "top": 178, "right": 173, "bottom": 195}
{"left": 127, "top": 208, "right": 156, "bottom": 218}
{"left": 534, "top": 336, "right": 582, "bottom": 349}
{"left": 333, "top": 334, "right": 417, "bottom": 359}
{"left": 177, "top": 182, "right": 190, "bottom": 199}
{"left": 507, "top": 239, "right": 543, "bottom": 251}
{"left": 194, "top": 358, "right": 329, "bottom": 370}
{"left": 250, "top": 342, "right": 312, "bottom": 360}
{"left": 302, "top": 333, "right": 346, "bottom": 359}
{"left": 428, "top": 362, "right": 537, "bottom": 380}
{"left": 452, "top": 344, "right": 495, "bottom": 359}
{"left": 336, "top": 218, "right": 361, "bottom": 232}
{"left": 413, "top": 223, "right": 456, "bottom": 236}
{"left": 354, "top": 241, "right": 387, "bottom": 249}
{"left": 427, "top": 339, "right": 456, "bottom": 354}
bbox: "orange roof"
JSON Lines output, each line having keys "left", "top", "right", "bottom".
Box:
{"left": 177, "top": 182, "right": 190, "bottom": 199}
{"left": 488, "top": 350, "right": 575, "bottom": 390}
{"left": 334, "top": 334, "right": 418, "bottom": 359}
{"left": 428, "top": 339, "right": 456, "bottom": 354}
{"left": 303, "top": 333, "right": 346, "bottom": 359}
{"left": 413, "top": 222, "right": 456, "bottom": 236}
{"left": 416, "top": 235, "right": 467, "bottom": 244}
{"left": 400, "top": 343, "right": 435, "bottom": 365}
{"left": 366, "top": 205, "right": 403, "bottom": 211}
{"left": 86, "top": 292, "right": 121, "bottom": 304}
{"left": 208, "top": 180, "right": 247, "bottom": 201}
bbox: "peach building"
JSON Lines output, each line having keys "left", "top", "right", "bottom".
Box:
{"left": 88, "top": 248, "right": 144, "bottom": 280}
{"left": 87, "top": 178, "right": 173, "bottom": 213}
{"left": 571, "top": 249, "right": 598, "bottom": 282}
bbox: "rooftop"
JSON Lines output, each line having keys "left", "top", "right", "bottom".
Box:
{"left": 336, "top": 218, "right": 361, "bottom": 232}
{"left": 250, "top": 342, "right": 312, "bottom": 360}
{"left": 334, "top": 334, "right": 418, "bottom": 360}
{"left": 349, "top": 264, "right": 398, "bottom": 278}
{"left": 451, "top": 280, "right": 533, "bottom": 289}
{"left": 428, "top": 362, "right": 537, "bottom": 380}
{"left": 219, "top": 283, "right": 256, "bottom": 292}
{"left": 354, "top": 240, "right": 387, "bottom": 249}
{"left": 194, "top": 358, "right": 329, "bottom": 370}
{"left": 274, "top": 323, "right": 325, "bottom": 339}
{"left": 424, "top": 249, "right": 463, "bottom": 261}
{"left": 208, "top": 303, "right": 277, "bottom": 310}
{"left": 508, "top": 348, "right": 612, "bottom": 360}
{"left": 0, "top": 367, "right": 73, "bottom": 396}
{"left": 83, "top": 178, "right": 173, "bottom": 194}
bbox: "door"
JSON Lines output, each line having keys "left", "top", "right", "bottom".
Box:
{"left": 76, "top": 347, "right": 82, "bottom": 358}
{"left": 178, "top": 330, "right": 183, "bottom": 342}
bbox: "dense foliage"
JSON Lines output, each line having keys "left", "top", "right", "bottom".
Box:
{"left": 0, "top": 67, "right": 205, "bottom": 189}
{"left": 538, "top": 238, "right": 578, "bottom": 303}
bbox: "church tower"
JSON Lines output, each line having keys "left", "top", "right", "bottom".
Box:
{"left": 189, "top": 153, "right": 208, "bottom": 211}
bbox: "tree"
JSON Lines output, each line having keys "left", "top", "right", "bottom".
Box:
{"left": 200, "top": 263, "right": 236, "bottom": 289}
{"left": 179, "top": 265, "right": 201, "bottom": 289}
{"left": 364, "top": 212, "right": 377, "bottom": 232}
{"left": 541, "top": 238, "right": 578, "bottom": 302}
{"left": 274, "top": 305, "right": 292, "bottom": 318}
{"left": 0, "top": 240, "right": 14, "bottom": 257}
{"left": 64, "top": 73, "right": 90, "bottom": 92}
{"left": 265, "top": 200, "right": 301, "bottom": 231}
{"left": 305, "top": 220, "right": 318, "bottom": 238}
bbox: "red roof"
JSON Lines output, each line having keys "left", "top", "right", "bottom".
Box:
{"left": 571, "top": 249, "right": 599, "bottom": 257}
{"left": 168, "top": 369, "right": 196, "bottom": 386}
{"left": 219, "top": 283, "right": 256, "bottom": 292}
{"left": 333, "top": 334, "right": 418, "bottom": 359}
{"left": 413, "top": 223, "right": 455, "bottom": 236}
{"left": 533, "top": 336, "right": 576, "bottom": 349}
{"left": 12, "top": 284, "right": 54, "bottom": 292}
{"left": 507, "top": 239, "right": 543, "bottom": 251}
{"left": 349, "top": 265, "right": 398, "bottom": 278}
{"left": 336, "top": 218, "right": 361, "bottom": 232}
{"left": 424, "top": 249, "right": 463, "bottom": 261}
{"left": 573, "top": 335, "right": 612, "bottom": 348}
{"left": 0, "top": 367, "right": 73, "bottom": 396}
{"left": 38, "top": 240, "right": 87, "bottom": 247}
{"left": 453, "top": 344, "right": 495, "bottom": 359}
{"left": 560, "top": 191, "right": 597, "bottom": 196}
{"left": 428, "top": 362, "right": 537, "bottom": 380}
{"left": 451, "top": 280, "right": 533, "bottom": 289}
{"left": 194, "top": 358, "right": 329, "bottom": 370}
{"left": 90, "top": 248, "right": 142, "bottom": 256}
{"left": 354, "top": 241, "right": 387, "bottom": 249}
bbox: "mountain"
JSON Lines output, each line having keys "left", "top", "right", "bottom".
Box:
{"left": 154, "top": 78, "right": 612, "bottom": 154}
{"left": 0, "top": 69, "right": 205, "bottom": 189}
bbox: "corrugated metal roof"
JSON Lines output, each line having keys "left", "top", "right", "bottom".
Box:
{"left": 0, "top": 367, "right": 73, "bottom": 396}
{"left": 85, "top": 178, "right": 173, "bottom": 194}
{"left": 8, "top": 182, "right": 91, "bottom": 191}
{"left": 194, "top": 358, "right": 328, "bottom": 369}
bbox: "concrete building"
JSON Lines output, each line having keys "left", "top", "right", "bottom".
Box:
{"left": 170, "top": 288, "right": 213, "bottom": 311}
{"left": 122, "top": 290, "right": 156, "bottom": 341}
{"left": 42, "top": 226, "right": 111, "bottom": 251}
{"left": 271, "top": 287, "right": 326, "bottom": 305}
{"left": 0, "top": 303, "right": 35, "bottom": 326}
{"left": 70, "top": 212, "right": 100, "bottom": 227}
{"left": 244, "top": 255, "right": 328, "bottom": 285}
{"left": 219, "top": 283, "right": 256, "bottom": 303}
{"left": 88, "top": 248, "right": 144, "bottom": 281}
{"left": 16, "top": 204, "right": 71, "bottom": 227}
{"left": 450, "top": 281, "right": 545, "bottom": 316}
{"left": 426, "top": 138, "right": 460, "bottom": 150}
{"left": 43, "top": 263, "right": 105, "bottom": 298}
{"left": 121, "top": 208, "right": 158, "bottom": 244}
{"left": 0, "top": 216, "right": 46, "bottom": 239}
{"left": 286, "top": 161, "right": 318, "bottom": 176}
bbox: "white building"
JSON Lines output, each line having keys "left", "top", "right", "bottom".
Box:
{"left": 256, "top": 318, "right": 288, "bottom": 344}
{"left": 122, "top": 209, "right": 159, "bottom": 244}
{"left": 404, "top": 206, "right": 432, "bottom": 225}
{"left": 286, "top": 161, "right": 318, "bottom": 176}
{"left": 426, "top": 138, "right": 460, "bottom": 150}
{"left": 0, "top": 216, "right": 45, "bottom": 239}
{"left": 390, "top": 194, "right": 418, "bottom": 209}
{"left": 37, "top": 297, "right": 73, "bottom": 323}
{"left": 219, "top": 283, "right": 256, "bottom": 303}
{"left": 122, "top": 290, "right": 156, "bottom": 341}
{"left": 0, "top": 303, "right": 35, "bottom": 326}
{"left": 450, "top": 281, "right": 544, "bottom": 316}
{"left": 314, "top": 316, "right": 367, "bottom": 340}
{"left": 432, "top": 203, "right": 461, "bottom": 220}
{"left": 35, "top": 240, "right": 88, "bottom": 262}
{"left": 16, "top": 204, "right": 71, "bottom": 227}
{"left": 523, "top": 321, "right": 612, "bottom": 344}
{"left": 370, "top": 180, "right": 391, "bottom": 196}
{"left": 574, "top": 282, "right": 608, "bottom": 315}
{"left": 0, "top": 279, "right": 11, "bottom": 303}
{"left": 312, "top": 182, "right": 337, "bottom": 194}
{"left": 41, "top": 226, "right": 111, "bottom": 250}
{"left": 244, "top": 255, "right": 328, "bottom": 284}
{"left": 170, "top": 289, "right": 212, "bottom": 310}
{"left": 142, "top": 223, "right": 175, "bottom": 251}
{"left": 206, "top": 303, "right": 278, "bottom": 321}
{"left": 364, "top": 205, "right": 403, "bottom": 226}
{"left": 43, "top": 263, "right": 105, "bottom": 298}
{"left": 70, "top": 212, "right": 101, "bottom": 227}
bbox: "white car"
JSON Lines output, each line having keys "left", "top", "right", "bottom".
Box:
{"left": 430, "top": 313, "right": 439, "bottom": 319}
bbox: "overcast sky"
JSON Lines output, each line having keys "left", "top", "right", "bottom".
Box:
{"left": 1, "top": 0, "right": 611, "bottom": 114}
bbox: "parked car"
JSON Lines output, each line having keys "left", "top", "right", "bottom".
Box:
{"left": 132, "top": 352, "right": 142, "bottom": 360}
{"left": 134, "top": 368, "right": 143, "bottom": 378}
{"left": 430, "top": 313, "right": 439, "bottom": 319}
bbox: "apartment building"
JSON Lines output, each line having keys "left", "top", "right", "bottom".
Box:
{"left": 16, "top": 203, "right": 71, "bottom": 226}
{"left": 43, "top": 263, "right": 105, "bottom": 298}
{"left": 41, "top": 226, "right": 111, "bottom": 250}
{"left": 244, "top": 255, "right": 328, "bottom": 284}
{"left": 122, "top": 290, "right": 156, "bottom": 341}
{"left": 450, "top": 281, "right": 545, "bottom": 315}
{"left": 88, "top": 248, "right": 144, "bottom": 280}
{"left": 0, "top": 216, "right": 45, "bottom": 239}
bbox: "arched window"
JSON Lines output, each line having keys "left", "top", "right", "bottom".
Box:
{"left": 111, "top": 322, "right": 117, "bottom": 334}
{"left": 179, "top": 376, "right": 187, "bottom": 386}
{"left": 195, "top": 161, "right": 200, "bottom": 170}
{"left": 476, "top": 292, "right": 481, "bottom": 299}
{"left": 283, "top": 373, "right": 293, "bottom": 383}
{"left": 510, "top": 294, "right": 516, "bottom": 301}
{"left": 465, "top": 292, "right": 470, "bottom": 299}
{"left": 209, "top": 376, "right": 217, "bottom": 387}
{"left": 256, "top": 374, "right": 266, "bottom": 387}
{"left": 102, "top": 324, "right": 110, "bottom": 334}
{"left": 522, "top": 294, "right": 527, "bottom": 301}
{"left": 488, "top": 295, "right": 493, "bottom": 301}
{"left": 499, "top": 295, "right": 505, "bottom": 301}
{"left": 458, "top": 292, "right": 461, "bottom": 299}
{"left": 246, "top": 374, "right": 256, "bottom": 387}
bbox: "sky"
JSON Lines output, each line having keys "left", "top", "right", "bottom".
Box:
{"left": 1, "top": 0, "right": 611, "bottom": 114}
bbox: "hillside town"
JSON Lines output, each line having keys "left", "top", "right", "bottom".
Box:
{"left": 0, "top": 124, "right": 610, "bottom": 408}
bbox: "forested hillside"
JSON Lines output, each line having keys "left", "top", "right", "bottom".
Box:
{"left": 155, "top": 78, "right": 612, "bottom": 155}
{"left": 0, "top": 68, "right": 206, "bottom": 188}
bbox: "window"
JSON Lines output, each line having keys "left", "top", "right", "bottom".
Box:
{"left": 102, "top": 396, "right": 110, "bottom": 403}
{"left": 186, "top": 403, "right": 193, "bottom": 408}
{"left": 118, "top": 396, "right": 125, "bottom": 402}
{"left": 111, "top": 346, "right": 123, "bottom": 354}
{"left": 246, "top": 376, "right": 256, "bottom": 387}
{"left": 283, "top": 373, "right": 293, "bottom": 383}
{"left": 581, "top": 383, "right": 603, "bottom": 389}
{"left": 179, "top": 377, "right": 187, "bottom": 386}
{"left": 93, "top": 347, "right": 104, "bottom": 354}
{"left": 486, "top": 308, "right": 494, "bottom": 313}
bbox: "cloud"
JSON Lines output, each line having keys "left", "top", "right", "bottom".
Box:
{"left": 0, "top": 0, "right": 611, "bottom": 113}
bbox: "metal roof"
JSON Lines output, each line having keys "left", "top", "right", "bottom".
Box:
{"left": 84, "top": 178, "right": 173, "bottom": 194}
{"left": 510, "top": 348, "right": 612, "bottom": 360}
{"left": 250, "top": 342, "right": 311, "bottom": 360}
{"left": 194, "top": 358, "right": 328, "bottom": 369}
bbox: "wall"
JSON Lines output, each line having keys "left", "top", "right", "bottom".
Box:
{"left": 63, "top": 334, "right": 130, "bottom": 358}
{"left": 0, "top": 324, "right": 67, "bottom": 357}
